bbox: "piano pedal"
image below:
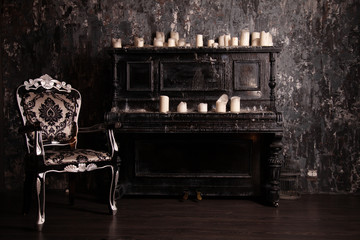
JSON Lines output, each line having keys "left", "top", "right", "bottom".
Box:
{"left": 196, "top": 191, "right": 203, "bottom": 201}
{"left": 182, "top": 190, "right": 189, "bottom": 201}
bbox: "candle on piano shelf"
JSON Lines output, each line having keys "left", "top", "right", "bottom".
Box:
{"left": 170, "top": 31, "right": 179, "bottom": 43}
{"left": 178, "top": 38, "right": 186, "bottom": 47}
{"left": 251, "top": 32, "right": 261, "bottom": 46}
{"left": 135, "top": 37, "right": 144, "bottom": 47}
{"left": 216, "top": 94, "right": 228, "bottom": 113}
{"left": 240, "top": 30, "right": 250, "bottom": 46}
{"left": 225, "top": 34, "right": 231, "bottom": 46}
{"left": 219, "top": 35, "right": 225, "bottom": 46}
{"left": 154, "top": 38, "right": 164, "bottom": 47}
{"left": 231, "top": 37, "right": 239, "bottom": 46}
{"left": 177, "top": 102, "right": 187, "bottom": 113}
{"left": 196, "top": 34, "right": 203, "bottom": 47}
{"left": 159, "top": 95, "right": 169, "bottom": 113}
{"left": 156, "top": 31, "right": 165, "bottom": 42}
{"left": 207, "top": 39, "right": 215, "bottom": 47}
{"left": 168, "top": 38, "right": 176, "bottom": 47}
{"left": 112, "top": 38, "right": 122, "bottom": 48}
{"left": 198, "top": 103, "right": 208, "bottom": 113}
{"left": 260, "top": 31, "right": 273, "bottom": 46}
{"left": 230, "top": 96, "right": 241, "bottom": 113}
{"left": 212, "top": 42, "right": 219, "bottom": 48}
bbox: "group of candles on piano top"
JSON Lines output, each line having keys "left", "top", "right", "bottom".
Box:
{"left": 159, "top": 94, "right": 241, "bottom": 114}
{"left": 112, "top": 29, "right": 273, "bottom": 48}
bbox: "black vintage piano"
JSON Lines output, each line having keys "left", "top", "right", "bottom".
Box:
{"left": 105, "top": 46, "right": 283, "bottom": 206}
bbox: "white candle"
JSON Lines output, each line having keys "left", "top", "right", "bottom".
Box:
{"left": 135, "top": 37, "right": 144, "bottom": 47}
{"left": 112, "top": 38, "right": 122, "bottom": 48}
{"left": 260, "top": 31, "right": 273, "bottom": 46}
{"left": 230, "top": 96, "right": 241, "bottom": 113}
{"left": 198, "top": 103, "right": 208, "bottom": 113}
{"left": 185, "top": 43, "right": 191, "bottom": 47}
{"left": 156, "top": 31, "right": 165, "bottom": 42}
{"left": 170, "top": 31, "right": 179, "bottom": 42}
{"left": 251, "top": 32, "right": 261, "bottom": 46}
{"left": 168, "top": 38, "right": 176, "bottom": 47}
{"left": 154, "top": 38, "right": 164, "bottom": 47}
{"left": 160, "top": 95, "right": 169, "bottom": 113}
{"left": 177, "top": 102, "right": 187, "bottom": 113}
{"left": 207, "top": 39, "right": 215, "bottom": 47}
{"left": 196, "top": 34, "right": 203, "bottom": 47}
{"left": 178, "top": 38, "right": 186, "bottom": 47}
{"left": 225, "top": 34, "right": 231, "bottom": 46}
{"left": 240, "top": 30, "right": 250, "bottom": 46}
{"left": 215, "top": 94, "right": 229, "bottom": 113}
{"left": 219, "top": 35, "right": 225, "bottom": 46}
{"left": 212, "top": 42, "right": 219, "bottom": 48}
{"left": 231, "top": 37, "right": 239, "bottom": 46}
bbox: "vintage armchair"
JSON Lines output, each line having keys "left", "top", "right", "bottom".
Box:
{"left": 16, "top": 74, "right": 119, "bottom": 231}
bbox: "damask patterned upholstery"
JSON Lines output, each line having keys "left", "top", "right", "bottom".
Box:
{"left": 45, "top": 149, "right": 111, "bottom": 165}
{"left": 19, "top": 89, "right": 80, "bottom": 145}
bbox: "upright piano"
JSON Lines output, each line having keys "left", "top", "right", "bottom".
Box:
{"left": 105, "top": 47, "right": 283, "bottom": 206}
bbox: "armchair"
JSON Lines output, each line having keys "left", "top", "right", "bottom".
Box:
{"left": 16, "top": 74, "right": 119, "bottom": 231}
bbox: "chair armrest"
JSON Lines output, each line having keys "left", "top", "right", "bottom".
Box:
{"left": 18, "top": 122, "right": 42, "bottom": 134}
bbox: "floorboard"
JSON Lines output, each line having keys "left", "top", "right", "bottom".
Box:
{"left": 0, "top": 191, "right": 359, "bottom": 240}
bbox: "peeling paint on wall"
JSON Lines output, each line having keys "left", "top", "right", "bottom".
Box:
{"left": 1, "top": 0, "right": 359, "bottom": 193}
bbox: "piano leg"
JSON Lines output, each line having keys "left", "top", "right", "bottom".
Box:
{"left": 266, "top": 133, "right": 283, "bottom": 207}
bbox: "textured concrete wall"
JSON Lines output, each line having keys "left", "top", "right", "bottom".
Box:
{"left": 1, "top": 0, "right": 359, "bottom": 193}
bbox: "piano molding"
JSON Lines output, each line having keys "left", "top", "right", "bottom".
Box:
{"left": 1, "top": 0, "right": 359, "bottom": 194}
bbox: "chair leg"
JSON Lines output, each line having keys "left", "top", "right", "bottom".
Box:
{"left": 35, "top": 173, "right": 46, "bottom": 231}
{"left": 108, "top": 166, "right": 118, "bottom": 215}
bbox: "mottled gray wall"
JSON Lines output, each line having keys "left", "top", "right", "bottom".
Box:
{"left": 1, "top": 0, "right": 359, "bottom": 193}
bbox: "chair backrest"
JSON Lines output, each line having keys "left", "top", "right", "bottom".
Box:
{"left": 16, "top": 74, "right": 81, "bottom": 151}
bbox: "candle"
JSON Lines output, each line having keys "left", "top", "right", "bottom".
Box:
{"left": 196, "top": 34, "right": 203, "bottom": 47}
{"left": 112, "top": 38, "right": 122, "bottom": 48}
{"left": 225, "top": 34, "right": 231, "bottom": 46}
{"left": 260, "top": 31, "right": 273, "bottom": 46}
{"left": 212, "top": 42, "right": 219, "bottom": 48}
{"left": 219, "top": 35, "right": 225, "bottom": 46}
{"left": 230, "top": 96, "right": 241, "bottom": 113}
{"left": 178, "top": 38, "right": 186, "bottom": 47}
{"left": 135, "top": 37, "right": 144, "bottom": 47}
{"left": 216, "top": 94, "right": 228, "bottom": 113}
{"left": 177, "top": 102, "right": 187, "bottom": 113}
{"left": 251, "top": 32, "right": 260, "bottom": 46}
{"left": 198, "top": 103, "right": 208, "bottom": 113}
{"left": 154, "top": 38, "right": 164, "bottom": 47}
{"left": 156, "top": 31, "right": 165, "bottom": 42}
{"left": 240, "top": 30, "right": 250, "bottom": 46}
{"left": 160, "top": 95, "right": 169, "bottom": 113}
{"left": 185, "top": 43, "right": 191, "bottom": 47}
{"left": 231, "top": 37, "right": 239, "bottom": 46}
{"left": 170, "top": 31, "right": 179, "bottom": 43}
{"left": 207, "top": 39, "right": 215, "bottom": 47}
{"left": 168, "top": 38, "right": 176, "bottom": 47}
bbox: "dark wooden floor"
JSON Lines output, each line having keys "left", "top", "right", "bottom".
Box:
{"left": 0, "top": 191, "right": 359, "bottom": 240}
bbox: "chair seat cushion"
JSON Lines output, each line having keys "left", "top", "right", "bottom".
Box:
{"left": 45, "top": 149, "right": 111, "bottom": 165}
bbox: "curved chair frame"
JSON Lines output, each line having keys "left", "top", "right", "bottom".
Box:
{"left": 16, "top": 74, "right": 119, "bottom": 231}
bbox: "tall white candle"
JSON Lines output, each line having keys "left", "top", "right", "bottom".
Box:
{"left": 260, "top": 31, "right": 273, "bottom": 46}
{"left": 240, "top": 30, "right": 250, "bottom": 46}
{"left": 231, "top": 37, "right": 239, "bottom": 46}
{"left": 207, "top": 39, "right": 215, "bottom": 47}
{"left": 216, "top": 94, "right": 229, "bottom": 113}
{"left": 177, "top": 102, "right": 187, "bottom": 113}
{"left": 168, "top": 38, "right": 176, "bottom": 47}
{"left": 219, "top": 35, "right": 225, "bottom": 46}
{"left": 156, "top": 31, "right": 165, "bottom": 42}
{"left": 230, "top": 96, "right": 241, "bottom": 113}
{"left": 112, "top": 38, "right": 122, "bottom": 48}
{"left": 225, "top": 34, "right": 231, "bottom": 46}
{"left": 160, "top": 95, "right": 169, "bottom": 113}
{"left": 196, "top": 34, "right": 203, "bottom": 47}
{"left": 251, "top": 32, "right": 260, "bottom": 46}
{"left": 198, "top": 103, "right": 208, "bottom": 113}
